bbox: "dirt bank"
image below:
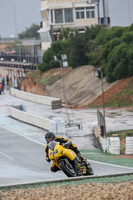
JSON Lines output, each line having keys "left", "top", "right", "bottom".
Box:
{"left": 21, "top": 66, "right": 116, "bottom": 107}
{"left": 90, "top": 76, "right": 133, "bottom": 107}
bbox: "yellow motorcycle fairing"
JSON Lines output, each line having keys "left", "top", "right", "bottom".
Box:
{"left": 48, "top": 142, "right": 77, "bottom": 169}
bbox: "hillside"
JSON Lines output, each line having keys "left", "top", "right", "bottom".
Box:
{"left": 21, "top": 65, "right": 133, "bottom": 108}
{"left": 90, "top": 76, "right": 133, "bottom": 108}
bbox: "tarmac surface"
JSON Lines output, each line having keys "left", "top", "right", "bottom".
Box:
{"left": 0, "top": 90, "right": 133, "bottom": 149}
{"left": 0, "top": 90, "right": 133, "bottom": 186}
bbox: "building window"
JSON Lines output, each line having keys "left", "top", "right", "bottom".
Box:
{"left": 91, "top": 10, "right": 95, "bottom": 18}
{"left": 51, "top": 8, "right": 73, "bottom": 24}
{"left": 86, "top": 7, "right": 95, "bottom": 18}
{"left": 86, "top": 10, "right": 90, "bottom": 18}
{"left": 64, "top": 8, "right": 73, "bottom": 23}
{"left": 55, "top": 9, "right": 63, "bottom": 23}
{"left": 76, "top": 7, "right": 95, "bottom": 19}
{"left": 76, "top": 8, "right": 85, "bottom": 19}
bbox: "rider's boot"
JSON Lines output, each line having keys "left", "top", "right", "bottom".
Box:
{"left": 77, "top": 153, "right": 89, "bottom": 165}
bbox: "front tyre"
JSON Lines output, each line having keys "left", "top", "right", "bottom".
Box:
{"left": 59, "top": 159, "right": 76, "bottom": 177}
{"left": 86, "top": 166, "right": 94, "bottom": 175}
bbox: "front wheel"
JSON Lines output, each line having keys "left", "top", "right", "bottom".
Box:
{"left": 86, "top": 165, "right": 94, "bottom": 175}
{"left": 59, "top": 159, "right": 76, "bottom": 177}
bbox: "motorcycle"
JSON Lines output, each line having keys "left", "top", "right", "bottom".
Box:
{"left": 48, "top": 141, "right": 94, "bottom": 177}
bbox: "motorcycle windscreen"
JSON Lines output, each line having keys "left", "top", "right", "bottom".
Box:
{"left": 48, "top": 141, "right": 57, "bottom": 151}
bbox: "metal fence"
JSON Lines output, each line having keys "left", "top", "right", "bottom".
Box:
{"left": 0, "top": 54, "right": 40, "bottom": 64}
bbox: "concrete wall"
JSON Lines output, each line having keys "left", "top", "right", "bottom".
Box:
{"left": 10, "top": 106, "right": 65, "bottom": 134}
{"left": 10, "top": 106, "right": 53, "bottom": 130}
{"left": 10, "top": 88, "right": 62, "bottom": 109}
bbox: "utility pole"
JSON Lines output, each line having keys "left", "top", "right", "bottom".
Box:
{"left": 59, "top": 60, "right": 70, "bottom": 125}
{"left": 94, "top": 69, "right": 106, "bottom": 137}
{"left": 101, "top": 71, "right": 106, "bottom": 136}
{"left": 13, "top": 0, "right": 18, "bottom": 38}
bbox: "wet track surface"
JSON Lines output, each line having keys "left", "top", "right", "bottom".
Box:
{"left": 0, "top": 91, "right": 133, "bottom": 186}
{"left": 0, "top": 126, "right": 133, "bottom": 187}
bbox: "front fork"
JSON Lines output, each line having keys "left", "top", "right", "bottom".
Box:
{"left": 73, "top": 156, "right": 79, "bottom": 175}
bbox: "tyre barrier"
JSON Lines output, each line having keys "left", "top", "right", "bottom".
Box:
{"left": 94, "top": 126, "right": 132, "bottom": 155}
{"left": 107, "top": 137, "right": 120, "bottom": 155}
{"left": 125, "top": 137, "right": 133, "bottom": 154}
{"left": 101, "top": 138, "right": 107, "bottom": 152}
{"left": 10, "top": 106, "right": 65, "bottom": 134}
{"left": 51, "top": 117, "right": 65, "bottom": 135}
{"left": 10, "top": 88, "right": 62, "bottom": 109}
{"left": 100, "top": 137, "right": 120, "bottom": 155}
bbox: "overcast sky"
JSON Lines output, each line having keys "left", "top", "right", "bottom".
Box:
{"left": 0, "top": 0, "right": 133, "bottom": 38}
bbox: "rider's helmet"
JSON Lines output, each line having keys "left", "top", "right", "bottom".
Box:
{"left": 45, "top": 132, "right": 55, "bottom": 143}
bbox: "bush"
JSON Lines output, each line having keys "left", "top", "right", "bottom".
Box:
{"left": 101, "top": 25, "right": 133, "bottom": 82}
{"left": 39, "top": 24, "right": 133, "bottom": 82}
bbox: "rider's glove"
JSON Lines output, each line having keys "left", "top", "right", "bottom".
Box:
{"left": 63, "top": 141, "right": 71, "bottom": 148}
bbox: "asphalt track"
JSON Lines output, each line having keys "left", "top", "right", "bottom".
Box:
{"left": 0, "top": 126, "right": 133, "bottom": 187}
{"left": 0, "top": 91, "right": 133, "bottom": 186}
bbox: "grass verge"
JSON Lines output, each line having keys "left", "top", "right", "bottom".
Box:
{"left": 0, "top": 174, "right": 133, "bottom": 191}
{"left": 81, "top": 149, "right": 133, "bottom": 167}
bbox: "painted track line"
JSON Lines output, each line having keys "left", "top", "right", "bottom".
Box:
{"left": 87, "top": 159, "right": 133, "bottom": 170}
{"left": 0, "top": 152, "right": 14, "bottom": 159}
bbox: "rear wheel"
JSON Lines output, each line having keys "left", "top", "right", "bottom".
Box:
{"left": 59, "top": 159, "right": 76, "bottom": 177}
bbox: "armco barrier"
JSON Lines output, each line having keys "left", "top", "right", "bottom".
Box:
{"left": 10, "top": 88, "right": 62, "bottom": 109}
{"left": 10, "top": 106, "right": 65, "bottom": 134}
{"left": 125, "top": 137, "right": 133, "bottom": 154}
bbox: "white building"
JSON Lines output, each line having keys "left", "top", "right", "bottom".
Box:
{"left": 38, "top": 0, "right": 110, "bottom": 53}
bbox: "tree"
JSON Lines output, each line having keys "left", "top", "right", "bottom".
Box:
{"left": 68, "top": 30, "right": 89, "bottom": 68}
{"left": 105, "top": 42, "right": 129, "bottom": 82}
{"left": 39, "top": 24, "right": 133, "bottom": 83}
{"left": 18, "top": 24, "right": 40, "bottom": 39}
{"left": 59, "top": 27, "right": 72, "bottom": 40}
{"left": 101, "top": 25, "right": 133, "bottom": 82}
{"left": 38, "top": 48, "right": 55, "bottom": 72}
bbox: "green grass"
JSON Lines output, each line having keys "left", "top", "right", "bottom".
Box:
{"left": 1, "top": 174, "right": 133, "bottom": 191}
{"left": 105, "top": 79, "right": 133, "bottom": 107}
{"left": 109, "top": 79, "right": 133, "bottom": 106}
{"left": 107, "top": 129, "right": 133, "bottom": 139}
{"left": 39, "top": 75, "right": 61, "bottom": 86}
{"left": 81, "top": 149, "right": 133, "bottom": 168}
{"left": 89, "top": 78, "right": 133, "bottom": 108}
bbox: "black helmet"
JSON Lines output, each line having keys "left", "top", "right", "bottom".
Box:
{"left": 45, "top": 132, "right": 55, "bottom": 143}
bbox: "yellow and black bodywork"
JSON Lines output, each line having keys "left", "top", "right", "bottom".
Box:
{"left": 48, "top": 141, "right": 88, "bottom": 176}
{"left": 77, "top": 163, "right": 87, "bottom": 175}
{"left": 49, "top": 142, "right": 76, "bottom": 169}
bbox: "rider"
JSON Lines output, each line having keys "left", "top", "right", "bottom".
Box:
{"left": 45, "top": 131, "right": 87, "bottom": 172}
